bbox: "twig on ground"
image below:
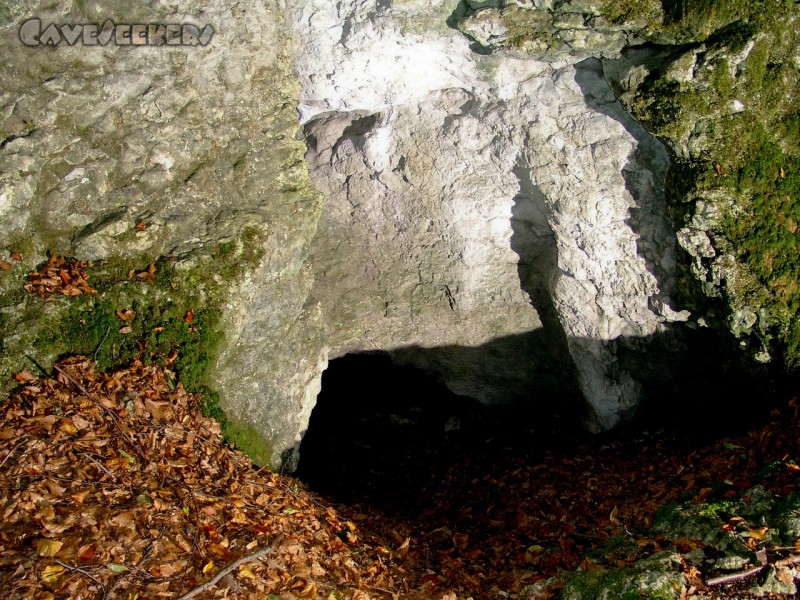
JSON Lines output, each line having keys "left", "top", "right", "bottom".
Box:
{"left": 80, "top": 452, "right": 118, "bottom": 481}
{"left": 776, "top": 555, "right": 800, "bottom": 568}
{"left": 175, "top": 544, "right": 275, "bottom": 600}
{"left": 0, "top": 435, "right": 29, "bottom": 470}
{"left": 367, "top": 584, "right": 398, "bottom": 596}
{"left": 707, "top": 555, "right": 800, "bottom": 586}
{"left": 93, "top": 326, "right": 111, "bottom": 362}
{"left": 707, "top": 565, "right": 765, "bottom": 586}
{"left": 54, "top": 560, "right": 107, "bottom": 599}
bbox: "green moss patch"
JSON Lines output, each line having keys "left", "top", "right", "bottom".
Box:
{"left": 0, "top": 225, "right": 273, "bottom": 466}
{"left": 562, "top": 562, "right": 685, "bottom": 600}
{"left": 617, "top": 1, "right": 800, "bottom": 369}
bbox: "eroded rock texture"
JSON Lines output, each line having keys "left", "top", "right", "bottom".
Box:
{"left": 0, "top": 1, "right": 326, "bottom": 468}
{"left": 291, "top": 0, "right": 684, "bottom": 435}
{"left": 1, "top": 0, "right": 750, "bottom": 469}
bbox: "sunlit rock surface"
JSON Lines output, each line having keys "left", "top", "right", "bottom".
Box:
{"left": 0, "top": 0, "right": 744, "bottom": 469}
{"left": 290, "top": 0, "right": 682, "bottom": 433}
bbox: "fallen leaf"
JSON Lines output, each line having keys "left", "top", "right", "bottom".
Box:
{"left": 107, "top": 563, "right": 128, "bottom": 574}
{"left": 238, "top": 565, "right": 256, "bottom": 580}
{"left": 57, "top": 418, "right": 78, "bottom": 435}
{"left": 15, "top": 369, "right": 37, "bottom": 383}
{"left": 116, "top": 309, "right": 136, "bottom": 322}
{"left": 77, "top": 544, "right": 98, "bottom": 562}
{"left": 41, "top": 564, "right": 65, "bottom": 584}
{"left": 36, "top": 539, "right": 63, "bottom": 557}
{"left": 0, "top": 259, "right": 12, "bottom": 271}
{"left": 10, "top": 252, "right": 23, "bottom": 262}
{"left": 395, "top": 537, "right": 410, "bottom": 558}
{"left": 152, "top": 562, "right": 180, "bottom": 578}
{"left": 777, "top": 566, "right": 794, "bottom": 584}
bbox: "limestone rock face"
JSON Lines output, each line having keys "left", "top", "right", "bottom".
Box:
{"left": 290, "top": 0, "right": 682, "bottom": 432}
{"left": 0, "top": 0, "right": 325, "bottom": 468}
{"left": 0, "top": 0, "right": 720, "bottom": 468}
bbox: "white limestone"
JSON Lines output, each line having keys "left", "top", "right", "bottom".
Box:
{"left": 289, "top": 0, "right": 682, "bottom": 430}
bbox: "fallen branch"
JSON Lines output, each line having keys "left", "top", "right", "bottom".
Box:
{"left": 707, "top": 555, "right": 800, "bottom": 586}
{"left": 175, "top": 545, "right": 275, "bottom": 600}
{"left": 707, "top": 565, "right": 764, "bottom": 586}
{"left": 54, "top": 560, "right": 106, "bottom": 599}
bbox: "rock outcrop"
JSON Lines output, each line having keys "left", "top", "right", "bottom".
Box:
{"left": 292, "top": 0, "right": 684, "bottom": 434}
{"left": 0, "top": 0, "right": 776, "bottom": 468}
{"left": 0, "top": 0, "right": 326, "bottom": 468}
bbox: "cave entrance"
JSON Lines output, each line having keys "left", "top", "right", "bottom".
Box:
{"left": 295, "top": 353, "right": 482, "bottom": 506}
{"left": 295, "top": 352, "right": 573, "bottom": 510}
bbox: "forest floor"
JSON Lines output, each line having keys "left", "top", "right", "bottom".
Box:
{"left": 2, "top": 356, "right": 800, "bottom": 599}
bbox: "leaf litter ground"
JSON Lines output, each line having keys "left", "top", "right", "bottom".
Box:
{"left": 2, "top": 356, "right": 800, "bottom": 599}
{"left": 0, "top": 357, "right": 397, "bottom": 600}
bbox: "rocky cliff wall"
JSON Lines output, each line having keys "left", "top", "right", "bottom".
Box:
{"left": 292, "top": 0, "right": 686, "bottom": 434}
{"left": 0, "top": 0, "right": 780, "bottom": 469}
{"left": 0, "top": 0, "right": 327, "bottom": 468}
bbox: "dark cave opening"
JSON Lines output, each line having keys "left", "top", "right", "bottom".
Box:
{"left": 295, "top": 343, "right": 784, "bottom": 516}
{"left": 295, "top": 352, "right": 579, "bottom": 510}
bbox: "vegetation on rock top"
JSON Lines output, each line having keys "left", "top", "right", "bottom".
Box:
{"left": 609, "top": 0, "right": 800, "bottom": 368}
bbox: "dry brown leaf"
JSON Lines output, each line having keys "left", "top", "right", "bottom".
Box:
{"left": 777, "top": 566, "right": 794, "bottom": 584}
{"left": 14, "top": 369, "right": 37, "bottom": 383}
{"left": 57, "top": 418, "right": 78, "bottom": 435}
{"left": 36, "top": 538, "right": 63, "bottom": 557}
{"left": 41, "top": 564, "right": 65, "bottom": 584}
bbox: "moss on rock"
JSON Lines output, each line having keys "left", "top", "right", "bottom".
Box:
{"left": 562, "top": 562, "right": 685, "bottom": 600}
{"left": 0, "top": 225, "right": 275, "bottom": 467}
